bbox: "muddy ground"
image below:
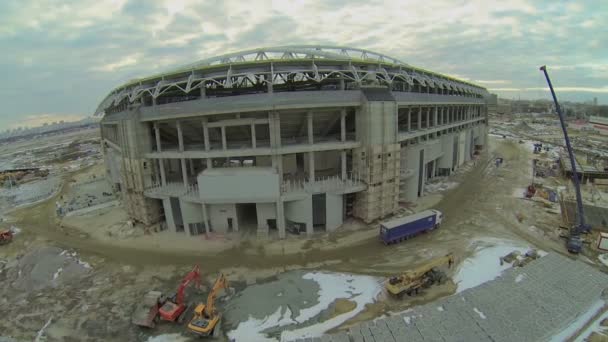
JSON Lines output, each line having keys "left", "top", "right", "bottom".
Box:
{"left": 0, "top": 135, "right": 587, "bottom": 341}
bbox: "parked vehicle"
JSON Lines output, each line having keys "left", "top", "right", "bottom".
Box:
{"left": 379, "top": 209, "right": 443, "bottom": 245}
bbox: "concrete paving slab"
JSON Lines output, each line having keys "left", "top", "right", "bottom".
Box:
{"left": 313, "top": 253, "right": 608, "bottom": 342}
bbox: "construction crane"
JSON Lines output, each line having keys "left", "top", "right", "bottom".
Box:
{"left": 540, "top": 66, "right": 591, "bottom": 253}
{"left": 385, "top": 253, "right": 454, "bottom": 297}
{"left": 131, "top": 265, "right": 201, "bottom": 328}
{"left": 187, "top": 273, "right": 229, "bottom": 337}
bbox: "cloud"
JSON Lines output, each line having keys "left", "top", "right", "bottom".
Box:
{"left": 8, "top": 113, "right": 86, "bottom": 129}
{"left": 92, "top": 53, "right": 142, "bottom": 72}
{"left": 490, "top": 86, "right": 608, "bottom": 94}
{"left": 474, "top": 80, "right": 510, "bottom": 85}
{"left": 0, "top": 0, "right": 607, "bottom": 129}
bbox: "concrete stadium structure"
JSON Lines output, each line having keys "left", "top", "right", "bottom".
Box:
{"left": 96, "top": 46, "right": 496, "bottom": 239}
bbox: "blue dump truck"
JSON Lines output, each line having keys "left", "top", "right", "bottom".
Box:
{"left": 379, "top": 209, "right": 443, "bottom": 245}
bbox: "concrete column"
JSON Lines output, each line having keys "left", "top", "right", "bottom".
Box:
{"left": 340, "top": 109, "right": 346, "bottom": 141}
{"left": 308, "top": 151, "right": 315, "bottom": 181}
{"left": 221, "top": 126, "right": 227, "bottom": 150}
{"left": 152, "top": 97, "right": 157, "bottom": 106}
{"left": 200, "top": 85, "right": 206, "bottom": 98}
{"left": 407, "top": 107, "right": 411, "bottom": 131}
{"left": 426, "top": 108, "right": 430, "bottom": 129}
{"left": 341, "top": 151, "right": 347, "bottom": 180}
{"left": 307, "top": 111, "right": 313, "bottom": 144}
{"left": 154, "top": 124, "right": 162, "bottom": 152}
{"left": 251, "top": 123, "right": 257, "bottom": 148}
{"left": 306, "top": 195, "right": 314, "bottom": 236}
{"left": 434, "top": 107, "right": 438, "bottom": 128}
{"left": 159, "top": 159, "right": 166, "bottom": 185}
{"left": 181, "top": 159, "right": 188, "bottom": 186}
{"left": 276, "top": 200, "right": 285, "bottom": 239}
{"left": 177, "top": 121, "right": 184, "bottom": 152}
{"left": 189, "top": 159, "right": 195, "bottom": 176}
{"left": 418, "top": 106, "right": 422, "bottom": 130}
{"left": 162, "top": 198, "right": 176, "bottom": 232}
{"left": 202, "top": 119, "right": 211, "bottom": 169}
{"left": 202, "top": 119, "right": 210, "bottom": 150}
{"left": 201, "top": 203, "right": 210, "bottom": 234}
{"left": 339, "top": 79, "right": 345, "bottom": 90}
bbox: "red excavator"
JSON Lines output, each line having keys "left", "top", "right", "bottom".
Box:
{"left": 0, "top": 229, "right": 13, "bottom": 245}
{"left": 132, "top": 265, "right": 201, "bottom": 328}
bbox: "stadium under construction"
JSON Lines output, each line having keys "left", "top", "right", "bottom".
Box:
{"left": 96, "top": 46, "right": 496, "bottom": 239}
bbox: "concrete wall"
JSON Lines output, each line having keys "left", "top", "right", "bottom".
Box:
{"left": 162, "top": 198, "right": 176, "bottom": 232}
{"left": 438, "top": 133, "right": 455, "bottom": 170}
{"left": 105, "top": 148, "right": 122, "bottom": 185}
{"left": 282, "top": 154, "right": 298, "bottom": 174}
{"left": 284, "top": 196, "right": 313, "bottom": 235}
{"left": 198, "top": 167, "right": 279, "bottom": 202}
{"left": 458, "top": 131, "right": 467, "bottom": 166}
{"left": 400, "top": 145, "right": 421, "bottom": 202}
{"left": 180, "top": 200, "right": 203, "bottom": 235}
{"left": 424, "top": 139, "right": 442, "bottom": 163}
{"left": 256, "top": 203, "right": 277, "bottom": 231}
{"left": 208, "top": 203, "right": 238, "bottom": 232}
{"left": 326, "top": 193, "right": 343, "bottom": 232}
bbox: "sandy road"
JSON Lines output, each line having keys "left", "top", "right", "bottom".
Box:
{"left": 11, "top": 137, "right": 562, "bottom": 276}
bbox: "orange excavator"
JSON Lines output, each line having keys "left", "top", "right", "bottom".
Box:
{"left": 187, "top": 273, "right": 229, "bottom": 337}
{"left": 132, "top": 265, "right": 201, "bottom": 328}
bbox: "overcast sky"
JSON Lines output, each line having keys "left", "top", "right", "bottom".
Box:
{"left": 1, "top": 0, "right": 606, "bottom": 129}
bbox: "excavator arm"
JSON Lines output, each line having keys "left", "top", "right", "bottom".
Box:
{"left": 204, "top": 273, "right": 228, "bottom": 317}
{"left": 175, "top": 265, "right": 201, "bottom": 305}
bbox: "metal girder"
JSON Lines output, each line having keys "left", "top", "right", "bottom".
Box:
{"left": 95, "top": 45, "right": 488, "bottom": 116}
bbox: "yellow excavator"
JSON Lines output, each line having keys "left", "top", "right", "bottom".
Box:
{"left": 386, "top": 253, "right": 454, "bottom": 297}
{"left": 187, "top": 273, "right": 229, "bottom": 337}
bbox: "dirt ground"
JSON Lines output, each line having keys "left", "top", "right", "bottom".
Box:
{"left": 0, "top": 134, "right": 593, "bottom": 341}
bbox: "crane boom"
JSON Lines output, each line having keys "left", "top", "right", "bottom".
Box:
{"left": 539, "top": 66, "right": 590, "bottom": 253}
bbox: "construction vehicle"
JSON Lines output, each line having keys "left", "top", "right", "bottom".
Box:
{"left": 0, "top": 229, "right": 13, "bottom": 245}
{"left": 187, "top": 273, "right": 229, "bottom": 337}
{"left": 540, "top": 66, "right": 591, "bottom": 253}
{"left": 131, "top": 265, "right": 201, "bottom": 328}
{"left": 386, "top": 254, "right": 454, "bottom": 297}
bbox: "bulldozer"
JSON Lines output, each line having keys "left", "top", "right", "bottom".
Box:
{"left": 386, "top": 253, "right": 454, "bottom": 297}
{"left": 187, "top": 273, "right": 229, "bottom": 337}
{"left": 131, "top": 265, "right": 201, "bottom": 328}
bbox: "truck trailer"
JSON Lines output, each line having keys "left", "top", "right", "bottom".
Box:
{"left": 379, "top": 210, "right": 443, "bottom": 245}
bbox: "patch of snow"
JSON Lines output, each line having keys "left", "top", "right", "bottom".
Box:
{"left": 512, "top": 188, "right": 526, "bottom": 198}
{"left": 277, "top": 292, "right": 283, "bottom": 297}
{"left": 403, "top": 316, "right": 411, "bottom": 324}
{"left": 437, "top": 306, "right": 444, "bottom": 312}
{"left": 53, "top": 268, "right": 63, "bottom": 280}
{"left": 599, "top": 254, "right": 608, "bottom": 267}
{"left": 515, "top": 274, "right": 525, "bottom": 283}
{"left": 34, "top": 317, "right": 53, "bottom": 342}
{"left": 280, "top": 272, "right": 381, "bottom": 341}
{"left": 473, "top": 308, "right": 487, "bottom": 319}
{"left": 228, "top": 306, "right": 294, "bottom": 342}
{"left": 146, "top": 334, "right": 191, "bottom": 342}
{"left": 454, "top": 239, "right": 534, "bottom": 293}
{"left": 228, "top": 272, "right": 381, "bottom": 342}
{"left": 551, "top": 300, "right": 605, "bottom": 342}
{"left": 60, "top": 250, "right": 67, "bottom": 256}
{"left": 574, "top": 308, "right": 608, "bottom": 342}
{"left": 77, "top": 259, "right": 92, "bottom": 269}
{"left": 9, "top": 225, "right": 21, "bottom": 235}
